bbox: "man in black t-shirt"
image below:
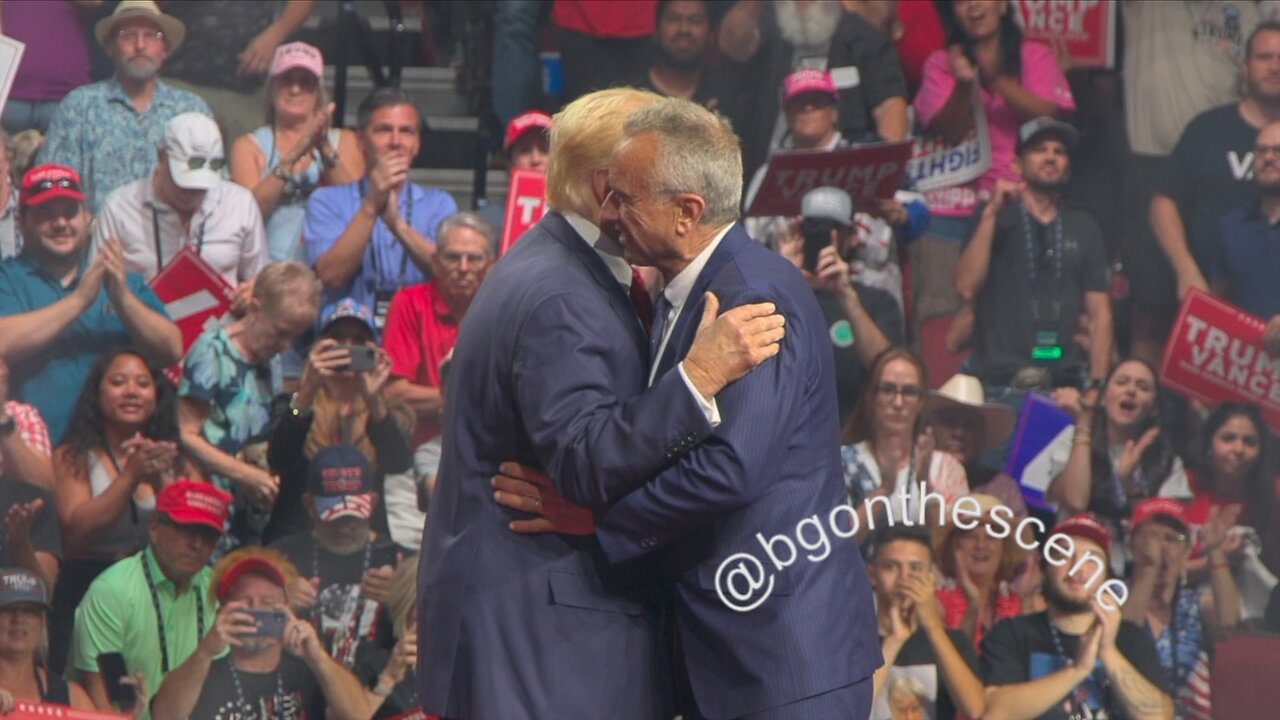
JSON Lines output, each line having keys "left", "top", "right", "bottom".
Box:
{"left": 956, "top": 118, "right": 1112, "bottom": 393}
{"left": 0, "top": 476, "right": 60, "bottom": 592}
{"left": 867, "top": 527, "right": 984, "bottom": 720}
{"left": 150, "top": 547, "right": 373, "bottom": 720}
{"left": 272, "top": 445, "right": 399, "bottom": 670}
{"left": 1141, "top": 22, "right": 1280, "bottom": 366}
{"left": 634, "top": 1, "right": 741, "bottom": 117}
{"left": 981, "top": 515, "right": 1172, "bottom": 720}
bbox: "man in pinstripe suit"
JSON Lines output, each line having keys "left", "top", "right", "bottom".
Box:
{"left": 497, "top": 98, "right": 882, "bottom": 719}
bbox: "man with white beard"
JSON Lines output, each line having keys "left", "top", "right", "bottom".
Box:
{"left": 41, "top": 1, "right": 212, "bottom": 214}
{"left": 719, "top": 0, "right": 908, "bottom": 176}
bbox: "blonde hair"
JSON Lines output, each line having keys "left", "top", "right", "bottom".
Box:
{"left": 208, "top": 546, "right": 301, "bottom": 603}
{"left": 545, "top": 87, "right": 662, "bottom": 218}
{"left": 253, "top": 260, "right": 321, "bottom": 314}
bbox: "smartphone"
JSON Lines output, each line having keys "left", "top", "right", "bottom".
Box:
{"left": 246, "top": 608, "right": 289, "bottom": 638}
{"left": 345, "top": 345, "right": 377, "bottom": 373}
{"left": 97, "top": 652, "right": 137, "bottom": 709}
{"left": 801, "top": 218, "right": 832, "bottom": 273}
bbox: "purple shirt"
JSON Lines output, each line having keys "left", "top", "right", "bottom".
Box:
{"left": 2, "top": 0, "right": 90, "bottom": 102}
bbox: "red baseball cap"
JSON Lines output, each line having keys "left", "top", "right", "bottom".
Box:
{"left": 20, "top": 164, "right": 86, "bottom": 209}
{"left": 783, "top": 68, "right": 839, "bottom": 105}
{"left": 216, "top": 556, "right": 287, "bottom": 602}
{"left": 504, "top": 110, "right": 552, "bottom": 153}
{"left": 156, "top": 479, "right": 231, "bottom": 533}
{"left": 1051, "top": 513, "right": 1111, "bottom": 558}
{"left": 1130, "top": 497, "right": 1189, "bottom": 533}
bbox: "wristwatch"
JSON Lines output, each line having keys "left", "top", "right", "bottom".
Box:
{"left": 271, "top": 163, "right": 293, "bottom": 182}
{"left": 1082, "top": 377, "right": 1106, "bottom": 393}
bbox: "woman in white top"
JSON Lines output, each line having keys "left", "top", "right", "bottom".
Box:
{"left": 841, "top": 348, "right": 969, "bottom": 544}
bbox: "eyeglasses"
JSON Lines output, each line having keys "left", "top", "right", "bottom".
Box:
{"left": 876, "top": 382, "right": 924, "bottom": 401}
{"left": 439, "top": 251, "right": 487, "bottom": 266}
{"left": 186, "top": 157, "right": 227, "bottom": 171}
{"left": 116, "top": 29, "right": 165, "bottom": 44}
{"left": 1256, "top": 145, "right": 1280, "bottom": 157}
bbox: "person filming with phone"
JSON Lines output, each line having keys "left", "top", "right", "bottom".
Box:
{"left": 150, "top": 547, "right": 374, "bottom": 720}
{"left": 264, "top": 298, "right": 412, "bottom": 543}
{"left": 779, "top": 186, "right": 901, "bottom": 424}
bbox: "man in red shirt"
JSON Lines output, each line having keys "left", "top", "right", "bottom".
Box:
{"left": 381, "top": 212, "right": 494, "bottom": 446}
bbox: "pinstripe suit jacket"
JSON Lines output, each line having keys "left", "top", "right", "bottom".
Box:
{"left": 596, "top": 224, "right": 883, "bottom": 719}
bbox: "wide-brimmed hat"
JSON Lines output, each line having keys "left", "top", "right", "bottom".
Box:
{"left": 934, "top": 493, "right": 1028, "bottom": 582}
{"left": 924, "top": 374, "right": 1016, "bottom": 453}
{"left": 95, "top": 0, "right": 186, "bottom": 52}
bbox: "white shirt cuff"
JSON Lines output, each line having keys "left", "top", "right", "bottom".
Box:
{"left": 677, "top": 361, "right": 721, "bottom": 427}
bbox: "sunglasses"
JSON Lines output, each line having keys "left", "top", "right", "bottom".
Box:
{"left": 30, "top": 177, "right": 80, "bottom": 193}
{"left": 185, "top": 157, "right": 227, "bottom": 171}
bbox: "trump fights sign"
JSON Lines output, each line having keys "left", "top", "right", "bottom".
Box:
{"left": 1160, "top": 288, "right": 1280, "bottom": 429}
{"left": 500, "top": 169, "right": 547, "bottom": 255}
{"left": 744, "top": 140, "right": 912, "bottom": 217}
{"left": 1012, "top": 0, "right": 1117, "bottom": 69}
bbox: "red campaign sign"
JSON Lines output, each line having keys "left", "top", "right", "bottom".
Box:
{"left": 9, "top": 701, "right": 129, "bottom": 719}
{"left": 149, "top": 246, "right": 235, "bottom": 355}
{"left": 500, "top": 169, "right": 547, "bottom": 255}
{"left": 1013, "top": 0, "right": 1117, "bottom": 69}
{"left": 744, "top": 140, "right": 912, "bottom": 217}
{"left": 1159, "top": 288, "right": 1280, "bottom": 430}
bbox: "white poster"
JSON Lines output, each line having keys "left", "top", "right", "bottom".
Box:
{"left": 0, "top": 35, "right": 26, "bottom": 119}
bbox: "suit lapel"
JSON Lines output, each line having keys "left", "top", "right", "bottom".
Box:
{"left": 542, "top": 212, "right": 651, "bottom": 362}
{"left": 653, "top": 224, "right": 753, "bottom": 378}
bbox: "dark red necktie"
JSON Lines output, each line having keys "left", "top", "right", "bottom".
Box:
{"left": 629, "top": 268, "right": 653, "bottom": 335}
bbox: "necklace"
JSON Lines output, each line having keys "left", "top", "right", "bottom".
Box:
{"left": 229, "top": 658, "right": 285, "bottom": 719}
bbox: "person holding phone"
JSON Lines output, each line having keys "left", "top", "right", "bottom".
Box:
{"left": 150, "top": 547, "right": 374, "bottom": 720}
{"left": 263, "top": 299, "right": 412, "bottom": 543}
{"left": 0, "top": 568, "right": 96, "bottom": 713}
{"left": 778, "top": 187, "right": 901, "bottom": 425}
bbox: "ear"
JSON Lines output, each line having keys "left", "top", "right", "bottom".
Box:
{"left": 673, "top": 193, "right": 707, "bottom": 235}
{"left": 590, "top": 169, "right": 610, "bottom": 209}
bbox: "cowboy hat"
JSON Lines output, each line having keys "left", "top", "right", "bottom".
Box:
{"left": 924, "top": 374, "right": 1016, "bottom": 453}
{"left": 95, "top": 0, "right": 186, "bottom": 52}
{"left": 934, "top": 493, "right": 1028, "bottom": 582}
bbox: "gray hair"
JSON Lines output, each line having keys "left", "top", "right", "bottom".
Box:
{"left": 435, "top": 211, "right": 495, "bottom": 254}
{"left": 621, "top": 97, "right": 742, "bottom": 226}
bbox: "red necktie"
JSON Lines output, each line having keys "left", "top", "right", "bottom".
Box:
{"left": 629, "top": 268, "right": 653, "bottom": 335}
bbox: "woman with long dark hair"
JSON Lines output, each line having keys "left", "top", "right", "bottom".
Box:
{"left": 1184, "top": 403, "right": 1280, "bottom": 577}
{"left": 48, "top": 347, "right": 184, "bottom": 671}
{"left": 842, "top": 348, "right": 969, "bottom": 543}
{"left": 1047, "top": 359, "right": 1188, "bottom": 570}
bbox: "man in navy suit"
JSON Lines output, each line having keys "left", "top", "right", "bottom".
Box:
{"left": 416, "top": 88, "right": 788, "bottom": 720}
{"left": 494, "top": 98, "right": 883, "bottom": 718}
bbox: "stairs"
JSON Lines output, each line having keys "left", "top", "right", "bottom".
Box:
{"left": 300, "top": 1, "right": 503, "bottom": 212}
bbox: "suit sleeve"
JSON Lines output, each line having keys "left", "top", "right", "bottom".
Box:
{"left": 513, "top": 292, "right": 713, "bottom": 510}
{"left": 594, "top": 289, "right": 805, "bottom": 563}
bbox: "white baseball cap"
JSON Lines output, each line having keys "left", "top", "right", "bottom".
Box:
{"left": 163, "top": 112, "right": 225, "bottom": 191}
{"left": 801, "top": 187, "right": 854, "bottom": 227}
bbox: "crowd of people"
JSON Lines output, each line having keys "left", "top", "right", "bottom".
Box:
{"left": 0, "top": 1, "right": 1279, "bottom": 719}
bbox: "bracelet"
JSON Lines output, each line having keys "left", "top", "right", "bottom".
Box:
{"left": 288, "top": 392, "right": 312, "bottom": 418}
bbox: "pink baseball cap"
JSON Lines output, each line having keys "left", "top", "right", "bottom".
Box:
{"left": 504, "top": 111, "right": 552, "bottom": 152}
{"left": 783, "top": 68, "right": 838, "bottom": 105}
{"left": 269, "top": 41, "right": 324, "bottom": 79}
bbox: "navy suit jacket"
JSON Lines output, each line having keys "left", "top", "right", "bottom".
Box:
{"left": 417, "top": 212, "right": 714, "bottom": 719}
{"left": 595, "top": 224, "right": 883, "bottom": 719}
